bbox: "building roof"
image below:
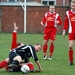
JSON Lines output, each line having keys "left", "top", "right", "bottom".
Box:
{"left": 27, "top": 2, "right": 44, "bottom": 6}
{"left": 0, "top": 1, "right": 44, "bottom": 6}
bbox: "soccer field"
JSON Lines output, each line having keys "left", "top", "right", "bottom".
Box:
{"left": 0, "top": 33, "right": 75, "bottom": 75}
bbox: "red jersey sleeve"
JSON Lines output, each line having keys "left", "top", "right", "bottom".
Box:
{"left": 41, "top": 16, "right": 46, "bottom": 25}
{"left": 41, "top": 13, "right": 47, "bottom": 25}
{"left": 57, "top": 15, "right": 62, "bottom": 25}
{"left": 10, "top": 31, "right": 17, "bottom": 50}
{"left": 63, "top": 14, "right": 69, "bottom": 31}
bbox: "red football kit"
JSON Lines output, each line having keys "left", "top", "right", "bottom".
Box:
{"left": 63, "top": 10, "right": 75, "bottom": 40}
{"left": 10, "top": 31, "right": 18, "bottom": 50}
{"left": 0, "top": 31, "right": 34, "bottom": 71}
{"left": 63, "top": 10, "right": 75, "bottom": 63}
{"left": 41, "top": 12, "right": 62, "bottom": 40}
{"left": 0, "top": 30, "right": 17, "bottom": 70}
{"left": 26, "top": 62, "right": 34, "bottom": 71}
{"left": 41, "top": 12, "right": 62, "bottom": 57}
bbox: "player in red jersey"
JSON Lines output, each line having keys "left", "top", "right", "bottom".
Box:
{"left": 62, "top": 0, "right": 75, "bottom": 65}
{"left": 41, "top": 5, "right": 62, "bottom": 60}
{"left": 0, "top": 23, "right": 24, "bottom": 70}
{"left": 0, "top": 23, "right": 42, "bottom": 72}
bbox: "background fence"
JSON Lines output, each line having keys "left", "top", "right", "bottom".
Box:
{"left": 0, "top": 5, "right": 68, "bottom": 34}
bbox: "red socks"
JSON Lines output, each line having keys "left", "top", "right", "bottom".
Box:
{"left": 43, "top": 45, "right": 47, "bottom": 56}
{"left": 0, "top": 60, "right": 8, "bottom": 70}
{"left": 5, "top": 65, "right": 9, "bottom": 71}
{"left": 43, "top": 44, "right": 54, "bottom": 57}
{"left": 0, "top": 60, "right": 7, "bottom": 68}
{"left": 50, "top": 44, "right": 54, "bottom": 57}
{"left": 69, "top": 50, "right": 73, "bottom": 62}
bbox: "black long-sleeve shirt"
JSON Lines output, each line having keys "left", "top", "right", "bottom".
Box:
{"left": 9, "top": 45, "right": 38, "bottom": 62}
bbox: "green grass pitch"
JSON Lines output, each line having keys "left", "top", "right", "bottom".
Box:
{"left": 0, "top": 33, "right": 75, "bottom": 75}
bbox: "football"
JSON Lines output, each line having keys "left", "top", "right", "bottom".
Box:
{"left": 21, "top": 65, "right": 30, "bottom": 74}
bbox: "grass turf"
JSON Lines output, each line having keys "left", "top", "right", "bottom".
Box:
{"left": 0, "top": 33, "right": 75, "bottom": 75}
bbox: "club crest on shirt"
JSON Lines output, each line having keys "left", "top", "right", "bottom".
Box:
{"left": 70, "top": 16, "right": 75, "bottom": 21}
{"left": 47, "top": 17, "right": 54, "bottom": 21}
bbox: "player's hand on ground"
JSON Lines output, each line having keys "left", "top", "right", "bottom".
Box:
{"left": 39, "top": 67, "right": 43, "bottom": 72}
{"left": 31, "top": 69, "right": 41, "bottom": 73}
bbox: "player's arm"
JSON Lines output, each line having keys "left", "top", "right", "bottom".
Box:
{"left": 32, "top": 50, "right": 43, "bottom": 71}
{"left": 35, "top": 60, "right": 43, "bottom": 71}
{"left": 10, "top": 22, "right": 18, "bottom": 50}
{"left": 62, "top": 14, "right": 69, "bottom": 37}
{"left": 41, "top": 17, "right": 46, "bottom": 26}
{"left": 41, "top": 13, "right": 47, "bottom": 26}
{"left": 56, "top": 15, "right": 62, "bottom": 25}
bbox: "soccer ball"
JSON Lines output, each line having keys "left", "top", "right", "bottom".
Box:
{"left": 21, "top": 65, "right": 30, "bottom": 74}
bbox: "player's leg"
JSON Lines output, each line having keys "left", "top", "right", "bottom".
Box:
{"left": 67, "top": 33, "right": 74, "bottom": 65}
{"left": 8, "top": 62, "right": 34, "bottom": 72}
{"left": 49, "top": 28, "right": 56, "bottom": 60}
{"left": 8, "top": 54, "right": 22, "bottom": 68}
{"left": 0, "top": 58, "right": 10, "bottom": 70}
{"left": 0, "top": 23, "right": 18, "bottom": 70}
{"left": 5, "top": 23, "right": 18, "bottom": 70}
{"left": 20, "top": 62, "right": 40, "bottom": 73}
{"left": 10, "top": 22, "right": 18, "bottom": 50}
{"left": 26, "top": 62, "right": 34, "bottom": 71}
{"left": 43, "top": 28, "right": 49, "bottom": 60}
{"left": 8, "top": 66, "right": 21, "bottom": 72}
{"left": 68, "top": 40, "right": 74, "bottom": 65}
{"left": 43, "top": 40, "right": 48, "bottom": 60}
{"left": 49, "top": 40, "right": 54, "bottom": 60}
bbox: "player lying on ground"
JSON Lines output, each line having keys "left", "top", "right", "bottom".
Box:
{"left": 0, "top": 23, "right": 43, "bottom": 72}
{"left": 8, "top": 61, "right": 41, "bottom": 73}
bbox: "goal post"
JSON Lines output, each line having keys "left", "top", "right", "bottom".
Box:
{"left": 19, "top": 0, "right": 26, "bottom": 33}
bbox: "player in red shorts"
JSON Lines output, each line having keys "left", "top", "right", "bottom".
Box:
{"left": 41, "top": 5, "right": 62, "bottom": 60}
{"left": 0, "top": 23, "right": 24, "bottom": 70}
{"left": 0, "top": 23, "right": 42, "bottom": 72}
{"left": 62, "top": 0, "right": 75, "bottom": 65}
